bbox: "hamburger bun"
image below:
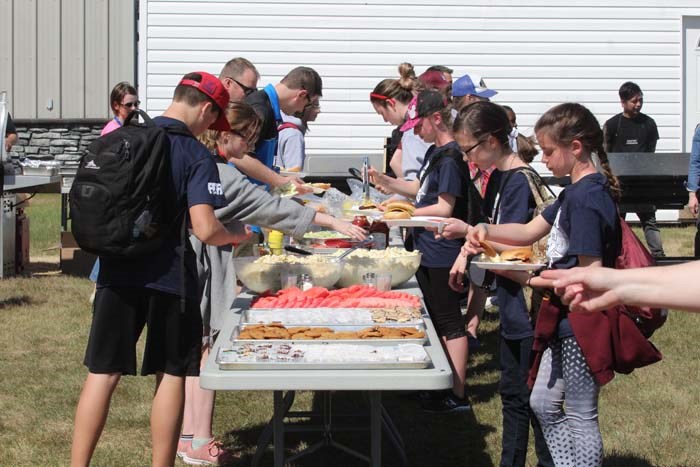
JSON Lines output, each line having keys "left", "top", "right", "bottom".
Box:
{"left": 478, "top": 240, "right": 499, "bottom": 258}
{"left": 385, "top": 201, "right": 416, "bottom": 217}
{"left": 500, "top": 247, "right": 533, "bottom": 263}
{"left": 311, "top": 182, "right": 331, "bottom": 190}
{"left": 383, "top": 210, "right": 412, "bottom": 220}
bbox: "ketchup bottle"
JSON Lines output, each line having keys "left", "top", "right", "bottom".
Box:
{"left": 352, "top": 215, "right": 370, "bottom": 229}
{"left": 369, "top": 219, "right": 389, "bottom": 249}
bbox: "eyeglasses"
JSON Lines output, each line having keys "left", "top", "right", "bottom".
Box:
{"left": 460, "top": 140, "right": 485, "bottom": 156}
{"left": 225, "top": 77, "right": 256, "bottom": 96}
{"left": 230, "top": 129, "right": 256, "bottom": 149}
{"left": 122, "top": 100, "right": 140, "bottom": 109}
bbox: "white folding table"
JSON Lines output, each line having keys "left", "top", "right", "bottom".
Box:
{"left": 200, "top": 279, "right": 453, "bottom": 467}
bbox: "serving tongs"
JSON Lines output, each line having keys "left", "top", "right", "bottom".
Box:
{"left": 336, "top": 235, "right": 375, "bottom": 260}
{"left": 361, "top": 156, "right": 372, "bottom": 206}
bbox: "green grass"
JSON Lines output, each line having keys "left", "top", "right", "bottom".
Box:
{"left": 24, "top": 193, "right": 61, "bottom": 258}
{"left": 2, "top": 196, "right": 699, "bottom": 466}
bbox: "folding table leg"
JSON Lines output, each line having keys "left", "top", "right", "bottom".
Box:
{"left": 273, "top": 390, "right": 286, "bottom": 467}
{"left": 369, "top": 391, "right": 381, "bottom": 467}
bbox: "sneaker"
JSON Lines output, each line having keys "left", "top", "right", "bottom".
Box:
{"left": 422, "top": 392, "right": 471, "bottom": 413}
{"left": 182, "top": 439, "right": 235, "bottom": 466}
{"left": 467, "top": 334, "right": 481, "bottom": 351}
{"left": 177, "top": 438, "right": 192, "bottom": 459}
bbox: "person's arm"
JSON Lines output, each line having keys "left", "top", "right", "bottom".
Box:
{"left": 368, "top": 167, "right": 419, "bottom": 199}
{"left": 312, "top": 212, "right": 367, "bottom": 240}
{"left": 648, "top": 118, "right": 659, "bottom": 153}
{"left": 467, "top": 215, "right": 552, "bottom": 251}
{"left": 540, "top": 260, "right": 700, "bottom": 313}
{"left": 602, "top": 118, "right": 614, "bottom": 153}
{"left": 189, "top": 204, "right": 243, "bottom": 246}
{"left": 687, "top": 125, "right": 700, "bottom": 216}
{"left": 389, "top": 147, "right": 404, "bottom": 180}
{"left": 413, "top": 193, "right": 456, "bottom": 217}
{"left": 234, "top": 153, "right": 310, "bottom": 193}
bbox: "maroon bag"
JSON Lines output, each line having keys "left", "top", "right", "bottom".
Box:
{"left": 616, "top": 217, "right": 668, "bottom": 337}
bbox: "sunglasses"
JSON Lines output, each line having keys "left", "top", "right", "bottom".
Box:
{"left": 226, "top": 77, "right": 256, "bottom": 96}
{"left": 122, "top": 100, "right": 140, "bottom": 109}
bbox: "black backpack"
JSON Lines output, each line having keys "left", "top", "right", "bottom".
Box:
{"left": 70, "top": 110, "right": 189, "bottom": 257}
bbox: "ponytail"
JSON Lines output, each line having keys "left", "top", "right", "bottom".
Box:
{"left": 595, "top": 142, "right": 622, "bottom": 202}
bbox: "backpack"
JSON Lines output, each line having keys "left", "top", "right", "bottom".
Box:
{"left": 616, "top": 217, "right": 668, "bottom": 337}
{"left": 70, "top": 110, "right": 189, "bottom": 257}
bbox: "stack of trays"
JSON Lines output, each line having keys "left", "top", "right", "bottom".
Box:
{"left": 217, "top": 307, "right": 432, "bottom": 370}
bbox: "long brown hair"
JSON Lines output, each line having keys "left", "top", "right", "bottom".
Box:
{"left": 534, "top": 103, "right": 621, "bottom": 201}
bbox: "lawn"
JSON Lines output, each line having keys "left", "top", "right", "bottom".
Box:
{"left": 1, "top": 194, "right": 698, "bottom": 466}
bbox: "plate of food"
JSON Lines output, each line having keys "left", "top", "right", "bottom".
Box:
{"left": 471, "top": 242, "right": 545, "bottom": 271}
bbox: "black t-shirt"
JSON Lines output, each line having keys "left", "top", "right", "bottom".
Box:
{"left": 603, "top": 112, "right": 659, "bottom": 153}
{"left": 99, "top": 117, "right": 227, "bottom": 298}
{"left": 491, "top": 170, "right": 537, "bottom": 339}
{"left": 414, "top": 141, "right": 468, "bottom": 268}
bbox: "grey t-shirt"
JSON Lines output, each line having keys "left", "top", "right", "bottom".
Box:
{"left": 275, "top": 111, "right": 306, "bottom": 169}
{"left": 401, "top": 129, "right": 430, "bottom": 181}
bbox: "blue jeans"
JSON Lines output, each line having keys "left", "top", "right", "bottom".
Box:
{"left": 89, "top": 258, "right": 100, "bottom": 282}
{"left": 499, "top": 335, "right": 554, "bottom": 467}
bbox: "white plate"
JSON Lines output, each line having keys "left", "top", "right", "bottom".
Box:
{"left": 472, "top": 254, "right": 545, "bottom": 271}
{"left": 343, "top": 208, "right": 383, "bottom": 217}
{"left": 383, "top": 216, "right": 447, "bottom": 228}
{"left": 279, "top": 170, "right": 308, "bottom": 178}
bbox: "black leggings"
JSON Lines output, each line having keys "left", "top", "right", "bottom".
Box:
{"left": 415, "top": 265, "right": 466, "bottom": 340}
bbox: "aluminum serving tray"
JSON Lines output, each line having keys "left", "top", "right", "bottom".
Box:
{"left": 241, "top": 308, "right": 425, "bottom": 326}
{"left": 231, "top": 323, "right": 428, "bottom": 345}
{"left": 216, "top": 345, "right": 431, "bottom": 370}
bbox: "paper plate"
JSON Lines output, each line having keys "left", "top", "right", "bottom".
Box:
{"left": 279, "top": 170, "right": 308, "bottom": 178}
{"left": 472, "top": 254, "right": 545, "bottom": 271}
{"left": 383, "top": 216, "right": 447, "bottom": 228}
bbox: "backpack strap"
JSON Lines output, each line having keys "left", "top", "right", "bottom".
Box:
{"left": 277, "top": 122, "right": 301, "bottom": 132}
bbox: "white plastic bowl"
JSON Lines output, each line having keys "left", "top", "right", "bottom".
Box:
{"left": 233, "top": 255, "right": 344, "bottom": 294}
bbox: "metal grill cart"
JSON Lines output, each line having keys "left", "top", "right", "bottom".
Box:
{"left": 0, "top": 92, "right": 60, "bottom": 277}
{"left": 201, "top": 278, "right": 452, "bottom": 467}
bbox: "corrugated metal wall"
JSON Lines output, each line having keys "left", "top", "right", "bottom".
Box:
{"left": 0, "top": 0, "right": 135, "bottom": 119}
{"left": 140, "top": 0, "right": 700, "bottom": 156}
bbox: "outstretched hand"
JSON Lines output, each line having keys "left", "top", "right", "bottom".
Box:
{"left": 540, "top": 268, "right": 622, "bottom": 312}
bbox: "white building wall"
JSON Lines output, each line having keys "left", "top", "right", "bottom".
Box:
{"left": 139, "top": 0, "right": 700, "bottom": 164}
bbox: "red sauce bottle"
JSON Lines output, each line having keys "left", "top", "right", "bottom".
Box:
{"left": 369, "top": 219, "right": 389, "bottom": 249}
{"left": 352, "top": 215, "right": 370, "bottom": 229}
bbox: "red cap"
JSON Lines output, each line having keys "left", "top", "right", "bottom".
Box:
{"left": 178, "top": 71, "right": 231, "bottom": 131}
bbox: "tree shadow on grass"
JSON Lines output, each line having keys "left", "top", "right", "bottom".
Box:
{"left": 222, "top": 390, "right": 496, "bottom": 467}
{"left": 603, "top": 454, "right": 656, "bottom": 467}
{"left": 0, "top": 295, "right": 32, "bottom": 310}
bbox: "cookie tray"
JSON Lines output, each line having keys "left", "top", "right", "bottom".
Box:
{"left": 216, "top": 345, "right": 432, "bottom": 370}
{"left": 230, "top": 323, "right": 427, "bottom": 346}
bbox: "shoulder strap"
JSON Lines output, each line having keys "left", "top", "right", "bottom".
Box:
{"left": 277, "top": 122, "right": 301, "bottom": 132}
{"left": 492, "top": 167, "right": 555, "bottom": 221}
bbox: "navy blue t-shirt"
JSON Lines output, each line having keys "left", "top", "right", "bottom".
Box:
{"left": 541, "top": 172, "right": 620, "bottom": 337}
{"left": 414, "top": 141, "right": 465, "bottom": 268}
{"left": 99, "top": 117, "right": 227, "bottom": 298}
{"left": 490, "top": 169, "right": 537, "bottom": 340}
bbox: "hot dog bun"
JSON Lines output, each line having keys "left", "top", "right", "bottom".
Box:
{"left": 384, "top": 201, "right": 415, "bottom": 215}
{"left": 478, "top": 240, "right": 498, "bottom": 258}
{"left": 500, "top": 247, "right": 533, "bottom": 262}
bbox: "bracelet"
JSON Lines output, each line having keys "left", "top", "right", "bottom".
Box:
{"left": 526, "top": 274, "right": 533, "bottom": 287}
